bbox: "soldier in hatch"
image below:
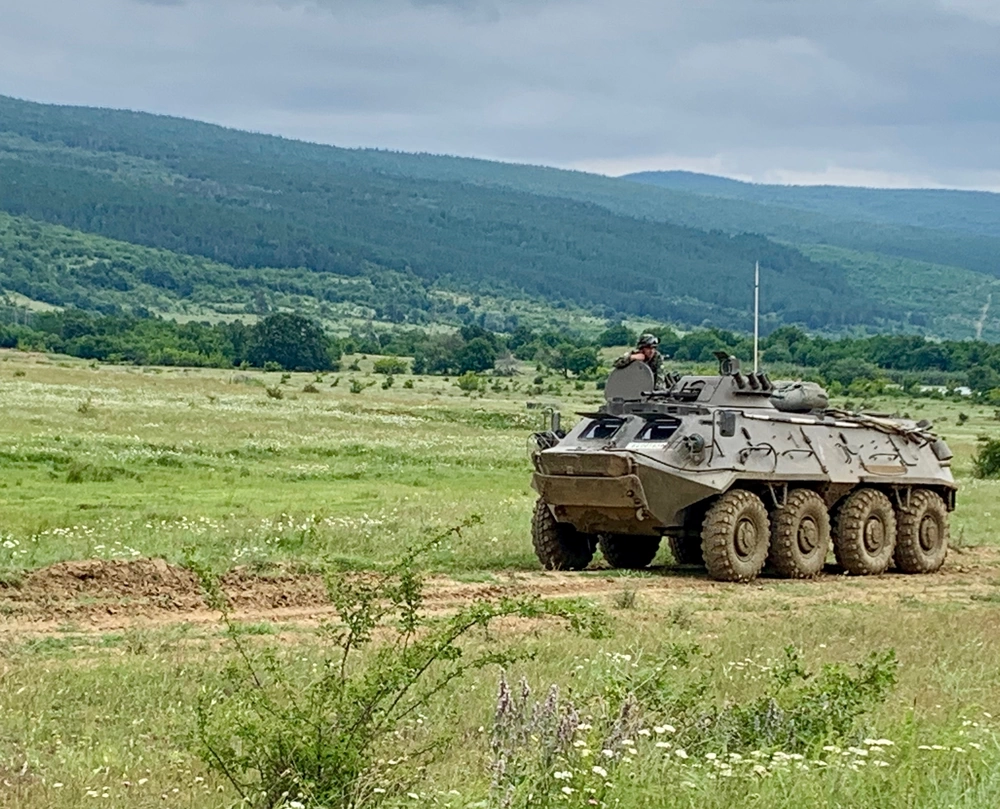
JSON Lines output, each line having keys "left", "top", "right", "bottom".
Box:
{"left": 613, "top": 333, "right": 667, "bottom": 388}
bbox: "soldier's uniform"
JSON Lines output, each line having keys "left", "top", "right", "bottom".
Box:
{"left": 613, "top": 334, "right": 666, "bottom": 389}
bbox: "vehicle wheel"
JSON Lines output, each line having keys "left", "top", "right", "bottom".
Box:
{"left": 768, "top": 489, "right": 830, "bottom": 578}
{"left": 833, "top": 488, "right": 896, "bottom": 575}
{"left": 668, "top": 534, "right": 704, "bottom": 566}
{"left": 701, "top": 490, "right": 771, "bottom": 582}
{"left": 531, "top": 499, "right": 596, "bottom": 571}
{"left": 599, "top": 534, "right": 661, "bottom": 569}
{"left": 894, "top": 489, "right": 949, "bottom": 573}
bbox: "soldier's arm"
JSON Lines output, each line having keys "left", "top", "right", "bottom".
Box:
{"left": 612, "top": 352, "right": 634, "bottom": 369}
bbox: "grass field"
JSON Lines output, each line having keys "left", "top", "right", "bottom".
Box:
{"left": 1, "top": 348, "right": 1000, "bottom": 808}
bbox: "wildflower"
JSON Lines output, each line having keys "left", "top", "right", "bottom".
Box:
{"left": 705, "top": 753, "right": 717, "bottom": 761}
{"left": 561, "top": 786, "right": 575, "bottom": 795}
{"left": 408, "top": 792, "right": 419, "bottom": 799}
{"left": 592, "top": 766, "right": 608, "bottom": 778}
{"left": 674, "top": 749, "right": 689, "bottom": 759}
{"left": 602, "top": 749, "right": 615, "bottom": 758}
{"left": 654, "top": 725, "right": 675, "bottom": 734}
{"left": 637, "top": 729, "right": 651, "bottom": 737}
{"left": 655, "top": 741, "right": 671, "bottom": 749}
{"left": 553, "top": 771, "right": 572, "bottom": 781}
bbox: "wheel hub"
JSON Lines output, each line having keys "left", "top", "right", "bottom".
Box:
{"left": 797, "top": 517, "right": 819, "bottom": 554}
{"left": 919, "top": 514, "right": 940, "bottom": 551}
{"left": 863, "top": 516, "right": 885, "bottom": 553}
{"left": 734, "top": 517, "right": 758, "bottom": 559}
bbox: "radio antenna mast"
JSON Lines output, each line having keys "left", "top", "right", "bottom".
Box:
{"left": 753, "top": 261, "right": 760, "bottom": 373}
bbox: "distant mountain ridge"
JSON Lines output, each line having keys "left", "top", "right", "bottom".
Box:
{"left": 623, "top": 170, "right": 1000, "bottom": 240}
{"left": 1, "top": 94, "right": 999, "bottom": 339}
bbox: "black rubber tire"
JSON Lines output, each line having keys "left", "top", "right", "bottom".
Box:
{"left": 833, "top": 488, "right": 896, "bottom": 575}
{"left": 894, "top": 489, "right": 949, "bottom": 574}
{"left": 531, "top": 499, "right": 596, "bottom": 571}
{"left": 599, "top": 534, "right": 661, "bottom": 569}
{"left": 768, "top": 489, "right": 831, "bottom": 578}
{"left": 668, "top": 534, "right": 704, "bottom": 566}
{"left": 701, "top": 490, "right": 771, "bottom": 582}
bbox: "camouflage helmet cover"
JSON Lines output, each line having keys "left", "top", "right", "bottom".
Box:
{"left": 637, "top": 333, "right": 659, "bottom": 348}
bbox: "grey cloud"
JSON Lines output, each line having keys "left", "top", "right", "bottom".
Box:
{"left": 3, "top": 0, "right": 1000, "bottom": 188}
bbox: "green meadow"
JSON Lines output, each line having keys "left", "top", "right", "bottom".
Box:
{"left": 1, "top": 349, "right": 1000, "bottom": 808}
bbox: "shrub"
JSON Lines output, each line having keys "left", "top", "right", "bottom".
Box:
{"left": 194, "top": 525, "right": 607, "bottom": 809}
{"left": 456, "top": 371, "right": 481, "bottom": 392}
{"left": 973, "top": 437, "right": 1000, "bottom": 478}
{"left": 373, "top": 356, "right": 409, "bottom": 375}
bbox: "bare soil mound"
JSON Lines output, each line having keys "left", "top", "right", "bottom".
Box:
{"left": 1, "top": 546, "right": 998, "bottom": 633}
{"left": 0, "top": 559, "right": 329, "bottom": 623}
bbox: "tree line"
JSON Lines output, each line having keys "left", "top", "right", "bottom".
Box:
{"left": 4, "top": 307, "right": 1000, "bottom": 396}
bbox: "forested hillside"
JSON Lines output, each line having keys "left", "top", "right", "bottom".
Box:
{"left": 624, "top": 171, "right": 1000, "bottom": 239}
{"left": 1, "top": 94, "right": 998, "bottom": 338}
{"left": 0, "top": 95, "right": 892, "bottom": 332}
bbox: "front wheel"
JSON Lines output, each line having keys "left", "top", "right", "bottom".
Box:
{"left": 668, "top": 534, "right": 704, "bottom": 566}
{"left": 768, "top": 489, "right": 831, "bottom": 578}
{"left": 599, "top": 534, "right": 660, "bottom": 569}
{"left": 531, "top": 499, "right": 596, "bottom": 571}
{"left": 701, "top": 490, "right": 771, "bottom": 582}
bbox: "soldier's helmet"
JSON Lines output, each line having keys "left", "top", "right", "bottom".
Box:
{"left": 637, "top": 333, "right": 659, "bottom": 348}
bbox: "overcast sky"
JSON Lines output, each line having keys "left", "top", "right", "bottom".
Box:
{"left": 2, "top": 0, "right": 1000, "bottom": 189}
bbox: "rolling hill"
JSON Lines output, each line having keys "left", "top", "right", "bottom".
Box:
{"left": 1, "top": 94, "right": 998, "bottom": 339}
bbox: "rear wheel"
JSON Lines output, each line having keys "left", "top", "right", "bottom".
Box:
{"left": 768, "top": 489, "right": 830, "bottom": 578}
{"left": 701, "top": 490, "right": 770, "bottom": 582}
{"left": 833, "top": 488, "right": 896, "bottom": 575}
{"left": 531, "top": 499, "right": 596, "bottom": 571}
{"left": 599, "top": 534, "right": 661, "bottom": 569}
{"left": 894, "top": 489, "right": 949, "bottom": 573}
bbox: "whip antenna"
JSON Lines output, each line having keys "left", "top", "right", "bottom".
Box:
{"left": 753, "top": 261, "right": 760, "bottom": 373}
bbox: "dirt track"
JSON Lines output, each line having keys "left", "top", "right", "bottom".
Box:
{"left": 2, "top": 545, "right": 998, "bottom": 636}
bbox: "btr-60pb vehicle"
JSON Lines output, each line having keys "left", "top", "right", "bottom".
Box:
{"left": 530, "top": 354, "right": 956, "bottom": 582}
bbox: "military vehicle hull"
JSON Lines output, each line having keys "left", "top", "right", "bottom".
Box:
{"left": 530, "top": 358, "right": 956, "bottom": 582}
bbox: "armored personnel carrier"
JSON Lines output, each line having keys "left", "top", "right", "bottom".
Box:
{"left": 530, "top": 354, "right": 956, "bottom": 582}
